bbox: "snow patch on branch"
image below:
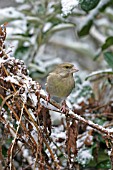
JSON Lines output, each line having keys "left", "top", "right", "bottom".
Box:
{"left": 61, "top": 0, "right": 79, "bottom": 16}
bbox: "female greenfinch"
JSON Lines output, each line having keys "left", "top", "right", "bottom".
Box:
{"left": 46, "top": 63, "right": 79, "bottom": 112}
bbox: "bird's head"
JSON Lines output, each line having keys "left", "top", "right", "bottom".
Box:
{"left": 54, "top": 63, "right": 79, "bottom": 76}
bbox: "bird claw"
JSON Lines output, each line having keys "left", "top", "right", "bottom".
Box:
{"left": 60, "top": 100, "right": 67, "bottom": 113}
{"left": 60, "top": 105, "right": 66, "bottom": 113}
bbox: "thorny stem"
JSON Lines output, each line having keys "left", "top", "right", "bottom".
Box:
{"left": 40, "top": 93, "right": 113, "bottom": 140}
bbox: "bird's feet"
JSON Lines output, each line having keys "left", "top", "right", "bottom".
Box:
{"left": 60, "top": 100, "right": 67, "bottom": 113}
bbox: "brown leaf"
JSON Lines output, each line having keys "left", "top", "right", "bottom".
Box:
{"left": 36, "top": 105, "right": 51, "bottom": 135}
{"left": 67, "top": 120, "right": 78, "bottom": 156}
{"left": 42, "top": 107, "right": 51, "bottom": 135}
{"left": 84, "top": 130, "right": 93, "bottom": 146}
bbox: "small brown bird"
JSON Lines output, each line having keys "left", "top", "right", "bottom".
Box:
{"left": 46, "top": 62, "right": 79, "bottom": 112}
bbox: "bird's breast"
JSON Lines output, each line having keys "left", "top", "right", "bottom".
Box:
{"left": 46, "top": 73, "right": 75, "bottom": 98}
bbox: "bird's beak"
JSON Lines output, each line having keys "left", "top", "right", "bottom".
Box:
{"left": 71, "top": 67, "right": 79, "bottom": 73}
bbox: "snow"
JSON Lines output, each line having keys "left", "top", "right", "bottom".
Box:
{"left": 0, "top": 57, "right": 14, "bottom": 64}
{"left": 77, "top": 146, "right": 93, "bottom": 166}
{"left": 4, "top": 76, "right": 19, "bottom": 85}
{"left": 16, "top": 0, "right": 24, "bottom": 2}
{"left": 43, "top": 22, "right": 52, "bottom": 32}
{"left": 85, "top": 68, "right": 113, "bottom": 81}
{"left": 61, "top": 0, "right": 79, "bottom": 16}
{"left": 77, "top": 130, "right": 93, "bottom": 148}
{"left": 69, "top": 110, "right": 112, "bottom": 136}
{"left": 51, "top": 130, "right": 66, "bottom": 141}
{"left": 28, "top": 93, "right": 37, "bottom": 106}
{"left": 0, "top": 7, "right": 24, "bottom": 20}
{"left": 51, "top": 23, "right": 75, "bottom": 32}
{"left": 77, "top": 135, "right": 86, "bottom": 148}
{"left": 23, "top": 149, "right": 29, "bottom": 158}
{"left": 3, "top": 112, "right": 8, "bottom": 119}
{"left": 73, "top": 103, "right": 82, "bottom": 109}
{"left": 106, "top": 7, "right": 113, "bottom": 16}
{"left": 47, "top": 2, "right": 55, "bottom": 14}
{"left": 51, "top": 125, "right": 66, "bottom": 141}
{"left": 87, "top": 69, "right": 112, "bottom": 77}
{"left": 49, "top": 110, "right": 65, "bottom": 125}
{"left": 107, "top": 128, "right": 113, "bottom": 133}
{"left": 28, "top": 109, "right": 36, "bottom": 121}
{"left": 77, "top": 96, "right": 87, "bottom": 104}
{"left": 20, "top": 86, "right": 27, "bottom": 103}
{"left": 82, "top": 81, "right": 91, "bottom": 86}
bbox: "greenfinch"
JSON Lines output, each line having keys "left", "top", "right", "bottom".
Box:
{"left": 46, "top": 63, "right": 78, "bottom": 112}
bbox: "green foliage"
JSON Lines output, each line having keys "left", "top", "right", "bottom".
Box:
{"left": 102, "top": 37, "right": 113, "bottom": 51}
{"left": 0, "top": 1, "right": 69, "bottom": 78}
{"left": 97, "top": 160, "right": 111, "bottom": 169}
{"left": 85, "top": 69, "right": 113, "bottom": 81}
{"left": 89, "top": 148, "right": 111, "bottom": 169}
{"left": 78, "top": 0, "right": 112, "bottom": 37}
{"left": 80, "top": 0, "right": 100, "bottom": 12}
{"left": 14, "top": 46, "right": 29, "bottom": 60}
{"left": 94, "top": 117, "right": 106, "bottom": 125}
{"left": 2, "top": 138, "right": 13, "bottom": 157}
{"left": 78, "top": 20, "right": 93, "bottom": 36}
{"left": 76, "top": 138, "right": 110, "bottom": 169}
{"left": 68, "top": 76, "right": 94, "bottom": 104}
{"left": 104, "top": 52, "right": 113, "bottom": 69}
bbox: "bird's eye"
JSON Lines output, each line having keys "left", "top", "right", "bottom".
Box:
{"left": 65, "top": 66, "right": 70, "bottom": 69}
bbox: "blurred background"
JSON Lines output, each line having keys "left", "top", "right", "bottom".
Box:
{"left": 0, "top": 0, "right": 17, "bottom": 8}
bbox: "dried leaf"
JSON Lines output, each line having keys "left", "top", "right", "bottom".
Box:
{"left": 36, "top": 105, "right": 51, "bottom": 135}
{"left": 42, "top": 107, "right": 51, "bottom": 135}
{"left": 84, "top": 130, "right": 93, "bottom": 146}
{"left": 67, "top": 120, "right": 78, "bottom": 155}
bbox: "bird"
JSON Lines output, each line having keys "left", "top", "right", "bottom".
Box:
{"left": 46, "top": 62, "right": 79, "bottom": 112}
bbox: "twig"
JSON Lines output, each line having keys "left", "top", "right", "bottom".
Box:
{"left": 0, "top": 115, "right": 34, "bottom": 169}
{"left": 10, "top": 102, "right": 24, "bottom": 170}
{"left": 0, "top": 93, "right": 14, "bottom": 113}
{"left": 40, "top": 93, "right": 113, "bottom": 140}
{"left": 24, "top": 105, "right": 60, "bottom": 169}
{"left": 0, "top": 94, "right": 37, "bottom": 147}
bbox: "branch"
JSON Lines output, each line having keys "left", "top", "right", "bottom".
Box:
{"left": 10, "top": 103, "right": 25, "bottom": 170}
{"left": 40, "top": 93, "right": 113, "bottom": 140}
